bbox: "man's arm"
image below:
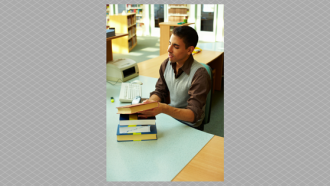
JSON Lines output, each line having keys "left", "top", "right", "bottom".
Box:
{"left": 139, "top": 67, "right": 211, "bottom": 124}
{"left": 137, "top": 101, "right": 195, "bottom": 123}
{"left": 186, "top": 67, "right": 211, "bottom": 123}
{"left": 161, "top": 104, "right": 195, "bottom": 123}
{"left": 149, "top": 59, "right": 170, "bottom": 103}
{"left": 148, "top": 94, "right": 161, "bottom": 102}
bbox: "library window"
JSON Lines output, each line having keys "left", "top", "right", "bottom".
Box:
{"left": 201, "top": 4, "right": 215, "bottom": 32}
{"left": 118, "top": 4, "right": 126, "bottom": 14}
{"left": 154, "top": 4, "right": 164, "bottom": 28}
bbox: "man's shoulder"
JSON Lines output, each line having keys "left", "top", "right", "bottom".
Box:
{"left": 196, "top": 67, "right": 210, "bottom": 77}
{"left": 193, "top": 63, "right": 211, "bottom": 82}
{"left": 192, "top": 60, "right": 209, "bottom": 75}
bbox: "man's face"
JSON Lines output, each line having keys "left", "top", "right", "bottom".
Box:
{"left": 167, "top": 34, "right": 192, "bottom": 64}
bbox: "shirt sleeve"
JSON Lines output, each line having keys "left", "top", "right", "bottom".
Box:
{"left": 149, "top": 59, "right": 170, "bottom": 103}
{"left": 186, "top": 67, "right": 211, "bottom": 123}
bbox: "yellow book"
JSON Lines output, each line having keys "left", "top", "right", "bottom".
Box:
{"left": 116, "top": 101, "right": 159, "bottom": 114}
{"left": 192, "top": 47, "right": 202, "bottom": 55}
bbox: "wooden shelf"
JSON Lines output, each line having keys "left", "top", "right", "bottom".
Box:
{"left": 168, "top": 14, "right": 188, "bottom": 16}
{"left": 167, "top": 4, "right": 189, "bottom": 22}
{"left": 109, "top": 14, "right": 137, "bottom": 53}
{"left": 128, "top": 24, "right": 136, "bottom": 28}
{"left": 168, "top": 6, "right": 189, "bottom": 9}
{"left": 128, "top": 33, "right": 136, "bottom": 40}
{"left": 129, "top": 42, "right": 137, "bottom": 52}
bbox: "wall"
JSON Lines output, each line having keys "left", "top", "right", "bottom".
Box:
{"left": 216, "top": 4, "right": 224, "bottom": 42}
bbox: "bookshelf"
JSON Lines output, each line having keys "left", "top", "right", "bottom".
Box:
{"left": 126, "top": 4, "right": 145, "bottom": 36}
{"left": 106, "top": 4, "right": 110, "bottom": 29}
{"left": 168, "top": 4, "right": 190, "bottom": 22}
{"left": 109, "top": 13, "right": 137, "bottom": 53}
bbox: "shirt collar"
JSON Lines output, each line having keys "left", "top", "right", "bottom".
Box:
{"left": 170, "top": 54, "right": 194, "bottom": 75}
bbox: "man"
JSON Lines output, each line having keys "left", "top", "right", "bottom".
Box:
{"left": 138, "top": 26, "right": 211, "bottom": 130}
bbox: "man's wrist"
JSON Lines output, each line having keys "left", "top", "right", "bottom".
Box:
{"left": 149, "top": 99, "right": 159, "bottom": 102}
{"left": 159, "top": 103, "right": 166, "bottom": 114}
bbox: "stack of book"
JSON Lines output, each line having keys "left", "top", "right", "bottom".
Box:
{"left": 116, "top": 102, "right": 159, "bottom": 142}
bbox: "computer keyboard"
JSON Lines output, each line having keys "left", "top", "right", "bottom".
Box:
{"left": 119, "top": 83, "right": 142, "bottom": 102}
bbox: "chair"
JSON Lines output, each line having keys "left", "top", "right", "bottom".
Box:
{"left": 200, "top": 63, "right": 213, "bottom": 127}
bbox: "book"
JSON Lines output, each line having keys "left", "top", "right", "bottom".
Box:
{"left": 119, "top": 114, "right": 156, "bottom": 126}
{"left": 116, "top": 101, "right": 159, "bottom": 114}
{"left": 117, "top": 124, "right": 157, "bottom": 142}
{"left": 119, "top": 125, "right": 150, "bottom": 134}
{"left": 192, "top": 47, "right": 202, "bottom": 55}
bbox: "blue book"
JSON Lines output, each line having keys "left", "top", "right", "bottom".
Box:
{"left": 117, "top": 124, "right": 157, "bottom": 142}
{"left": 119, "top": 114, "right": 156, "bottom": 126}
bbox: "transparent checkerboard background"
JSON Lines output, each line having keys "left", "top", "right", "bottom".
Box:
{"left": 1, "top": 0, "right": 330, "bottom": 185}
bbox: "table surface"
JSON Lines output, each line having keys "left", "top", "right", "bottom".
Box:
{"left": 106, "top": 33, "right": 129, "bottom": 62}
{"left": 138, "top": 50, "right": 223, "bottom": 79}
{"left": 172, "top": 135, "right": 224, "bottom": 181}
{"left": 106, "top": 76, "right": 216, "bottom": 181}
{"left": 137, "top": 51, "right": 224, "bottom": 181}
{"left": 159, "top": 22, "right": 195, "bottom": 26}
{"left": 106, "top": 33, "right": 128, "bottom": 41}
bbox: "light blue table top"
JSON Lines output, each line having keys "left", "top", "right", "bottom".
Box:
{"left": 106, "top": 75, "right": 214, "bottom": 181}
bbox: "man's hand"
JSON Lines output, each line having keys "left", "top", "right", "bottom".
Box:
{"left": 137, "top": 100, "right": 163, "bottom": 118}
{"left": 138, "top": 99, "right": 195, "bottom": 123}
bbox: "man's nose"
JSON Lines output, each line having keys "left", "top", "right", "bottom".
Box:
{"left": 167, "top": 45, "right": 173, "bottom": 53}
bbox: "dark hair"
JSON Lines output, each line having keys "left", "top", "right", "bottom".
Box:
{"left": 172, "top": 26, "right": 198, "bottom": 49}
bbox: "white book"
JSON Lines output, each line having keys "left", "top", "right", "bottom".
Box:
{"left": 119, "top": 125, "right": 151, "bottom": 134}
{"left": 119, "top": 114, "right": 156, "bottom": 126}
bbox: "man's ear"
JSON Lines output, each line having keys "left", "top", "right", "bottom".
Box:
{"left": 187, "top": 46, "right": 195, "bottom": 55}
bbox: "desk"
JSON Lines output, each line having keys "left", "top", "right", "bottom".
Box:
{"left": 136, "top": 52, "right": 224, "bottom": 181}
{"left": 172, "top": 135, "right": 224, "bottom": 181}
{"left": 106, "top": 76, "right": 224, "bottom": 181}
{"left": 106, "top": 33, "right": 128, "bottom": 63}
{"left": 138, "top": 50, "right": 224, "bottom": 91}
{"left": 159, "top": 22, "right": 195, "bottom": 55}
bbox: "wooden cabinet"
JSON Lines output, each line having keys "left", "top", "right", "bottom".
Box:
{"left": 109, "top": 13, "right": 137, "bottom": 53}
{"left": 168, "top": 4, "right": 190, "bottom": 22}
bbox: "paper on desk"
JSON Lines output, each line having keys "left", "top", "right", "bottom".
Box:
{"left": 119, "top": 126, "right": 150, "bottom": 134}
